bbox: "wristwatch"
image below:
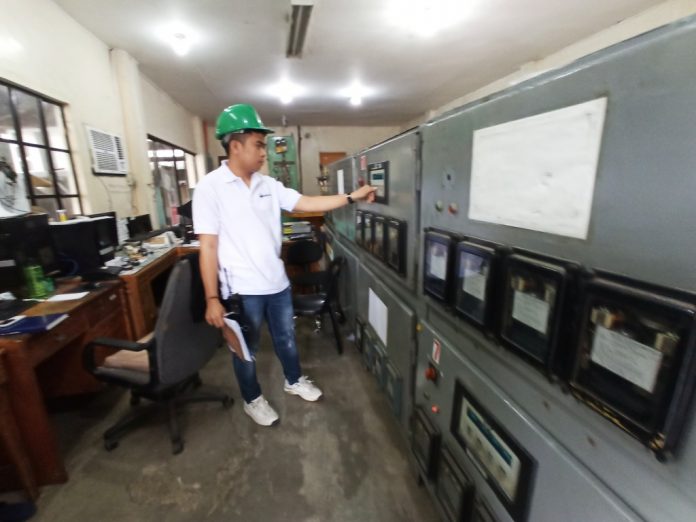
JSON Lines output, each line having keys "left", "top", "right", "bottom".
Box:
{"left": 346, "top": 193, "right": 355, "bottom": 204}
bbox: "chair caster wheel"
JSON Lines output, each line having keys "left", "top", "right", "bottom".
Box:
{"left": 222, "top": 396, "right": 234, "bottom": 409}
{"left": 104, "top": 439, "right": 119, "bottom": 451}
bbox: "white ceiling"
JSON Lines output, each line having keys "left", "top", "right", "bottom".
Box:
{"left": 53, "top": 0, "right": 663, "bottom": 126}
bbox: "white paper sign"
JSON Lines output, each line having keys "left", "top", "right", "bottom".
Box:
{"left": 469, "top": 98, "right": 607, "bottom": 239}
{"left": 591, "top": 326, "right": 663, "bottom": 393}
{"left": 428, "top": 244, "right": 447, "bottom": 280}
{"left": 512, "top": 291, "right": 549, "bottom": 335}
{"left": 368, "top": 288, "right": 388, "bottom": 345}
{"left": 463, "top": 273, "right": 487, "bottom": 301}
{"left": 337, "top": 169, "right": 345, "bottom": 194}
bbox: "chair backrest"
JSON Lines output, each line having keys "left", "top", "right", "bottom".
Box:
{"left": 285, "top": 239, "right": 323, "bottom": 266}
{"left": 324, "top": 256, "right": 345, "bottom": 305}
{"left": 153, "top": 256, "right": 220, "bottom": 385}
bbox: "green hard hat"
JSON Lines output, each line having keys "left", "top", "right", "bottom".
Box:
{"left": 215, "top": 104, "right": 274, "bottom": 139}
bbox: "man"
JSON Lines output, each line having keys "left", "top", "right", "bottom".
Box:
{"left": 193, "top": 104, "right": 376, "bottom": 426}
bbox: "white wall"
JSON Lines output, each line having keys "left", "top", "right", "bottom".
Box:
{"left": 1, "top": 0, "right": 205, "bottom": 219}
{"left": 205, "top": 124, "right": 400, "bottom": 195}
{"left": 401, "top": 0, "right": 696, "bottom": 129}
{"left": 1, "top": 0, "right": 128, "bottom": 216}
{"left": 140, "top": 76, "right": 197, "bottom": 152}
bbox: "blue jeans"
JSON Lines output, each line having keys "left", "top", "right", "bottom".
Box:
{"left": 231, "top": 287, "right": 302, "bottom": 403}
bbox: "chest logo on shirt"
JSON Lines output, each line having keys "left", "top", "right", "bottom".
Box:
{"left": 258, "top": 193, "right": 272, "bottom": 198}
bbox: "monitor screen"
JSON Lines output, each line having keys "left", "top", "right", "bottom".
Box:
{"left": 0, "top": 214, "right": 59, "bottom": 290}
{"left": 127, "top": 214, "right": 153, "bottom": 237}
{"left": 91, "top": 216, "right": 118, "bottom": 260}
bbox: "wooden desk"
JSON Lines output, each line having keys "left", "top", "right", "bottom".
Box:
{"left": 119, "top": 245, "right": 198, "bottom": 341}
{"left": 0, "top": 281, "right": 126, "bottom": 489}
{"left": 283, "top": 210, "right": 324, "bottom": 230}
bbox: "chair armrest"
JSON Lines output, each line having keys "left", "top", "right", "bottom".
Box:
{"left": 83, "top": 337, "right": 154, "bottom": 373}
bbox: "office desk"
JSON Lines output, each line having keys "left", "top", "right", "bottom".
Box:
{"left": 119, "top": 245, "right": 198, "bottom": 340}
{"left": 0, "top": 281, "right": 126, "bottom": 489}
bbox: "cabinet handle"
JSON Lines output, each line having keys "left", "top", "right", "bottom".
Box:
{"left": 109, "top": 294, "right": 117, "bottom": 301}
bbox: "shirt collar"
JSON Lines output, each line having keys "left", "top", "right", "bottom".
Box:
{"left": 221, "top": 160, "right": 261, "bottom": 187}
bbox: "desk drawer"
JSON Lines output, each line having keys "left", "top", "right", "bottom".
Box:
{"left": 27, "top": 315, "right": 86, "bottom": 367}
{"left": 85, "top": 289, "right": 121, "bottom": 325}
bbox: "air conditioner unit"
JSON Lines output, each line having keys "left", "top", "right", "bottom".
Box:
{"left": 86, "top": 126, "right": 128, "bottom": 175}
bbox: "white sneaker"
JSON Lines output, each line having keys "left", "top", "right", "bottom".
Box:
{"left": 243, "top": 395, "right": 279, "bottom": 426}
{"left": 284, "top": 376, "right": 323, "bottom": 402}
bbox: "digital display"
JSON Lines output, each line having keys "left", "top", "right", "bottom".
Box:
{"left": 569, "top": 277, "right": 696, "bottom": 457}
{"left": 367, "top": 161, "right": 389, "bottom": 204}
{"left": 452, "top": 380, "right": 535, "bottom": 522}
{"left": 427, "top": 242, "right": 449, "bottom": 281}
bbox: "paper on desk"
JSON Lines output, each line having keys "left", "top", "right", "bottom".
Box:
{"left": 46, "top": 292, "right": 89, "bottom": 302}
{"left": 223, "top": 317, "right": 253, "bottom": 362}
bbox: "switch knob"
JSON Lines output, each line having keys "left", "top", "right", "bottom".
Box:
{"left": 425, "top": 366, "right": 438, "bottom": 382}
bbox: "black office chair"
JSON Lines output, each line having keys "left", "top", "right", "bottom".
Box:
{"left": 292, "top": 256, "right": 346, "bottom": 354}
{"left": 285, "top": 239, "right": 326, "bottom": 289}
{"left": 83, "top": 255, "right": 233, "bottom": 455}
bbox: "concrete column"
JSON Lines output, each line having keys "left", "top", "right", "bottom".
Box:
{"left": 110, "top": 48, "right": 155, "bottom": 222}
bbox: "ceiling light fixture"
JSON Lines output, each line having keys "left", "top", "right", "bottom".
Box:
{"left": 158, "top": 23, "right": 197, "bottom": 57}
{"left": 268, "top": 79, "right": 304, "bottom": 105}
{"left": 287, "top": 0, "right": 315, "bottom": 58}
{"left": 388, "top": 0, "right": 478, "bottom": 38}
{"left": 340, "top": 82, "right": 373, "bottom": 107}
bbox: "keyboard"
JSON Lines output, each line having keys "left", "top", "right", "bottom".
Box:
{"left": 0, "top": 299, "right": 34, "bottom": 322}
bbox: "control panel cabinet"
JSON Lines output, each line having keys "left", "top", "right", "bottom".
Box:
{"left": 569, "top": 275, "right": 696, "bottom": 459}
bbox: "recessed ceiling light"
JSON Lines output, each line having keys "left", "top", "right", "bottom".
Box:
{"left": 268, "top": 79, "right": 305, "bottom": 105}
{"left": 158, "top": 23, "right": 197, "bottom": 57}
{"left": 339, "top": 82, "right": 373, "bottom": 107}
{"left": 387, "top": 0, "right": 478, "bottom": 37}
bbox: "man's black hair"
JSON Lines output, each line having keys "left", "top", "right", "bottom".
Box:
{"left": 220, "top": 130, "right": 258, "bottom": 154}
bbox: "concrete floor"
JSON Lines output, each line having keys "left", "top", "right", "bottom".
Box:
{"left": 31, "top": 320, "right": 439, "bottom": 522}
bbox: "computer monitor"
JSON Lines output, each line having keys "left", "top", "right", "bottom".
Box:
{"left": 0, "top": 213, "right": 59, "bottom": 292}
{"left": 127, "top": 214, "right": 153, "bottom": 238}
{"left": 49, "top": 217, "right": 118, "bottom": 275}
{"left": 89, "top": 212, "right": 119, "bottom": 255}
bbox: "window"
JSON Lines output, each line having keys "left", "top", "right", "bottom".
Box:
{"left": 0, "top": 79, "right": 82, "bottom": 218}
{"left": 147, "top": 136, "right": 198, "bottom": 226}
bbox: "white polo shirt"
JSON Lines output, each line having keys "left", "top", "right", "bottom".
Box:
{"left": 192, "top": 161, "right": 302, "bottom": 296}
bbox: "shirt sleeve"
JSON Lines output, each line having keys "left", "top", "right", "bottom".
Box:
{"left": 274, "top": 178, "right": 302, "bottom": 211}
{"left": 192, "top": 178, "right": 219, "bottom": 234}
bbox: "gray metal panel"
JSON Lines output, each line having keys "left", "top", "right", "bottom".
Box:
{"left": 415, "top": 319, "right": 643, "bottom": 522}
{"left": 413, "top": 16, "right": 696, "bottom": 522}
{"left": 356, "top": 261, "right": 417, "bottom": 430}
{"left": 424, "top": 304, "right": 696, "bottom": 522}
{"left": 326, "top": 156, "right": 357, "bottom": 241}
{"left": 420, "top": 16, "right": 696, "bottom": 292}
{"left": 330, "top": 233, "right": 359, "bottom": 332}
{"left": 357, "top": 129, "right": 421, "bottom": 293}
